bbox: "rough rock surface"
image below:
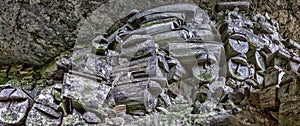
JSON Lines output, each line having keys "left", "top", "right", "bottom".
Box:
{"left": 0, "top": 0, "right": 107, "bottom": 67}
{"left": 252, "top": 0, "right": 300, "bottom": 43}
{"left": 194, "top": 0, "right": 300, "bottom": 42}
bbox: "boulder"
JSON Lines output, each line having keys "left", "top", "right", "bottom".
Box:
{"left": 0, "top": 0, "right": 107, "bottom": 67}
{"left": 62, "top": 73, "right": 111, "bottom": 110}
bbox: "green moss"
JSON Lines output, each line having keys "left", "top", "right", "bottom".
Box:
{"left": 38, "top": 50, "right": 72, "bottom": 79}
{"left": 22, "top": 75, "right": 33, "bottom": 80}
{"left": 0, "top": 72, "right": 6, "bottom": 78}
{"left": 96, "top": 45, "right": 106, "bottom": 55}
{"left": 8, "top": 66, "right": 21, "bottom": 78}
{"left": 72, "top": 99, "right": 85, "bottom": 109}
{"left": 0, "top": 77, "right": 9, "bottom": 85}
{"left": 6, "top": 79, "right": 22, "bottom": 86}
{"left": 54, "top": 93, "right": 62, "bottom": 102}
{"left": 199, "top": 74, "right": 213, "bottom": 81}
{"left": 36, "top": 79, "right": 46, "bottom": 85}
{"left": 60, "top": 103, "right": 67, "bottom": 115}
{"left": 125, "top": 101, "right": 145, "bottom": 112}
{"left": 38, "top": 60, "right": 57, "bottom": 79}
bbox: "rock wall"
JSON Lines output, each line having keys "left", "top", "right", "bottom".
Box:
{"left": 0, "top": 0, "right": 107, "bottom": 67}
{"left": 253, "top": 0, "right": 299, "bottom": 42}
{"left": 193, "top": 0, "right": 300, "bottom": 42}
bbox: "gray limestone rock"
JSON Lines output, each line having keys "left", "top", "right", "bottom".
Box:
{"left": 0, "top": 85, "right": 34, "bottom": 125}
{"left": 25, "top": 103, "right": 63, "bottom": 126}
{"left": 62, "top": 73, "right": 111, "bottom": 110}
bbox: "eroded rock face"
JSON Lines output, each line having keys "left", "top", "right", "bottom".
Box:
{"left": 0, "top": 0, "right": 107, "bottom": 67}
